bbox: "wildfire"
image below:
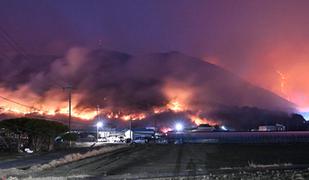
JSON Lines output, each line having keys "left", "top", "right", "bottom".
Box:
{"left": 276, "top": 70, "right": 289, "bottom": 100}
{"left": 104, "top": 112, "right": 146, "bottom": 121}
{"left": 153, "top": 106, "right": 166, "bottom": 114}
{"left": 70, "top": 110, "right": 98, "bottom": 120}
{"left": 0, "top": 81, "right": 217, "bottom": 126}
{"left": 162, "top": 79, "right": 192, "bottom": 112}
{"left": 160, "top": 127, "right": 172, "bottom": 133}
{"left": 152, "top": 99, "right": 187, "bottom": 114}
{"left": 188, "top": 114, "right": 217, "bottom": 126}
{"left": 0, "top": 104, "right": 98, "bottom": 120}
{"left": 167, "top": 100, "right": 185, "bottom": 112}
{"left": 0, "top": 96, "right": 213, "bottom": 126}
{"left": 120, "top": 113, "right": 146, "bottom": 121}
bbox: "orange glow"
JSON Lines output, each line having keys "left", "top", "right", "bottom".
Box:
{"left": 0, "top": 101, "right": 149, "bottom": 121}
{"left": 167, "top": 100, "right": 185, "bottom": 112}
{"left": 276, "top": 70, "right": 290, "bottom": 101}
{"left": 160, "top": 127, "right": 172, "bottom": 133}
{"left": 0, "top": 88, "right": 217, "bottom": 126}
{"left": 0, "top": 104, "right": 98, "bottom": 120}
{"left": 120, "top": 113, "right": 146, "bottom": 121}
{"left": 276, "top": 70, "right": 287, "bottom": 94}
{"left": 152, "top": 100, "right": 187, "bottom": 113}
{"left": 153, "top": 106, "right": 167, "bottom": 114}
{"left": 188, "top": 114, "right": 217, "bottom": 126}
{"left": 161, "top": 79, "right": 193, "bottom": 113}
{"left": 103, "top": 112, "right": 146, "bottom": 121}
{"left": 152, "top": 100, "right": 188, "bottom": 114}
{"left": 0, "top": 86, "right": 100, "bottom": 120}
{"left": 242, "top": 45, "right": 309, "bottom": 112}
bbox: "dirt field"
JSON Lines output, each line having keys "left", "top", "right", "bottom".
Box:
{"left": 13, "top": 143, "right": 309, "bottom": 179}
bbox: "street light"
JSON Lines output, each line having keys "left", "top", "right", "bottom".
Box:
{"left": 220, "top": 125, "right": 227, "bottom": 131}
{"left": 175, "top": 123, "right": 184, "bottom": 132}
{"left": 96, "top": 121, "right": 103, "bottom": 141}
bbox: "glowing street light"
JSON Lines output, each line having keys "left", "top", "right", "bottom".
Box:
{"left": 175, "top": 123, "right": 184, "bottom": 132}
{"left": 96, "top": 121, "right": 103, "bottom": 128}
{"left": 220, "top": 125, "right": 227, "bottom": 131}
{"left": 96, "top": 121, "right": 103, "bottom": 141}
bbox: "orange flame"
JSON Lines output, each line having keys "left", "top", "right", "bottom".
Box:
{"left": 0, "top": 81, "right": 218, "bottom": 126}
{"left": 276, "top": 70, "right": 290, "bottom": 100}
{"left": 160, "top": 127, "right": 172, "bottom": 133}
{"left": 188, "top": 114, "right": 217, "bottom": 126}
{"left": 166, "top": 100, "right": 185, "bottom": 112}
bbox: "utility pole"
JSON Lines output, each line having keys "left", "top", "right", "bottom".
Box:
{"left": 63, "top": 84, "right": 73, "bottom": 148}
{"left": 69, "top": 88, "right": 71, "bottom": 132}
{"left": 153, "top": 118, "right": 157, "bottom": 144}
{"left": 96, "top": 105, "right": 100, "bottom": 121}
{"left": 64, "top": 84, "right": 73, "bottom": 133}
{"left": 154, "top": 118, "right": 157, "bottom": 131}
{"left": 130, "top": 119, "right": 132, "bottom": 142}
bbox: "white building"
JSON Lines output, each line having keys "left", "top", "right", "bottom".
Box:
{"left": 124, "top": 129, "right": 155, "bottom": 140}
{"left": 98, "top": 129, "right": 126, "bottom": 142}
{"left": 98, "top": 131, "right": 111, "bottom": 138}
{"left": 258, "top": 124, "right": 286, "bottom": 132}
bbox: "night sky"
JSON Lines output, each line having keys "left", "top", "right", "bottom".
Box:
{"left": 1, "top": 0, "right": 309, "bottom": 122}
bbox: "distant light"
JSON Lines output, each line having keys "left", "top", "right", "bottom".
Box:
{"left": 299, "top": 111, "right": 309, "bottom": 121}
{"left": 96, "top": 122, "right": 103, "bottom": 128}
{"left": 175, "top": 123, "right": 184, "bottom": 132}
{"left": 220, "top": 125, "right": 227, "bottom": 131}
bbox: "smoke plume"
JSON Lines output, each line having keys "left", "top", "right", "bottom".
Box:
{"left": 0, "top": 48, "right": 300, "bottom": 130}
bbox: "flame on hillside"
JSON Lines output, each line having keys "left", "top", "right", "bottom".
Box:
{"left": 0, "top": 77, "right": 218, "bottom": 126}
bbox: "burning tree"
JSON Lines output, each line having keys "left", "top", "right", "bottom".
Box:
{"left": 0, "top": 117, "right": 68, "bottom": 152}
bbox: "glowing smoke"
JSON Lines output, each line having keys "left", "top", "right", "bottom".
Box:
{"left": 0, "top": 48, "right": 298, "bottom": 130}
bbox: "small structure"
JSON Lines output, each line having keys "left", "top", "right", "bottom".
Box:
{"left": 97, "top": 128, "right": 126, "bottom": 142}
{"left": 98, "top": 128, "right": 117, "bottom": 139}
{"left": 98, "top": 130, "right": 111, "bottom": 139}
{"left": 125, "top": 128, "right": 155, "bottom": 140}
{"left": 258, "top": 124, "right": 286, "bottom": 132}
{"left": 192, "top": 124, "right": 215, "bottom": 132}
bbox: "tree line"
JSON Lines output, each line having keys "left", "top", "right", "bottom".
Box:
{"left": 0, "top": 117, "right": 68, "bottom": 152}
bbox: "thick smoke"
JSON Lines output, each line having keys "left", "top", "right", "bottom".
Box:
{"left": 0, "top": 48, "right": 300, "bottom": 130}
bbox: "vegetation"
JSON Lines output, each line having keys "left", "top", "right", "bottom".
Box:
{"left": 61, "top": 132, "right": 78, "bottom": 141}
{"left": 212, "top": 106, "right": 308, "bottom": 131}
{"left": 0, "top": 117, "right": 68, "bottom": 152}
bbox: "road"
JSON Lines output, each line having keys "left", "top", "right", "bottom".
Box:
{"left": 23, "top": 144, "right": 309, "bottom": 179}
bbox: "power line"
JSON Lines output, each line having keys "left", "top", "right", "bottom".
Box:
{"left": 0, "top": 48, "right": 10, "bottom": 60}
{"left": 0, "top": 26, "right": 69, "bottom": 92}
{"left": 0, "top": 26, "right": 29, "bottom": 59}
{"left": 0, "top": 94, "right": 75, "bottom": 128}
{"left": 0, "top": 95, "right": 40, "bottom": 112}
{"left": 0, "top": 28, "right": 41, "bottom": 113}
{"left": 0, "top": 26, "right": 77, "bottom": 129}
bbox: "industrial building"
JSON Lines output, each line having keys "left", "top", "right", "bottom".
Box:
{"left": 124, "top": 128, "right": 155, "bottom": 140}
{"left": 258, "top": 124, "right": 286, "bottom": 132}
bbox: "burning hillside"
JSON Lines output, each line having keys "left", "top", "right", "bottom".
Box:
{"left": 0, "top": 48, "right": 299, "bottom": 130}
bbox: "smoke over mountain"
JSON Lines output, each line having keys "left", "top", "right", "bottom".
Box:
{"left": 0, "top": 48, "right": 300, "bottom": 130}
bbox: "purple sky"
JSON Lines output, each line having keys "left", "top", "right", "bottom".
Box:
{"left": 1, "top": 0, "right": 307, "bottom": 56}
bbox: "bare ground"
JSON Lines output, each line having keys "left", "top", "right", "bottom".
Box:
{"left": 10, "top": 143, "right": 309, "bottom": 179}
